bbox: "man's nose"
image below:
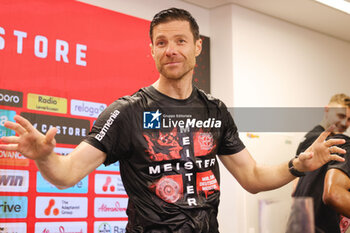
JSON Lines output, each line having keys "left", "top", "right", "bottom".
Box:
{"left": 165, "top": 42, "right": 177, "bottom": 56}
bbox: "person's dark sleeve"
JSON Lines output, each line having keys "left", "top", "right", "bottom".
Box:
{"left": 84, "top": 98, "right": 132, "bottom": 165}
{"left": 217, "top": 105, "right": 245, "bottom": 155}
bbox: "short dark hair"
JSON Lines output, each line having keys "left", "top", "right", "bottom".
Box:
{"left": 149, "top": 8, "right": 200, "bottom": 43}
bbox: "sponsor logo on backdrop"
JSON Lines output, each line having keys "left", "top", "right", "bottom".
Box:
{"left": 94, "top": 221, "right": 127, "bottom": 233}
{"left": 0, "top": 169, "right": 29, "bottom": 192}
{"left": 21, "top": 112, "right": 90, "bottom": 145}
{"left": 36, "top": 197, "right": 87, "bottom": 218}
{"left": 71, "top": 99, "right": 106, "bottom": 118}
{"left": 35, "top": 221, "right": 87, "bottom": 233}
{"left": 143, "top": 110, "right": 222, "bottom": 129}
{"left": 94, "top": 198, "right": 128, "bottom": 218}
{"left": 0, "top": 27, "right": 87, "bottom": 66}
{"left": 0, "top": 222, "right": 27, "bottom": 233}
{"left": 0, "top": 196, "right": 28, "bottom": 218}
{"left": 27, "top": 93, "right": 67, "bottom": 114}
{"left": 95, "top": 174, "right": 126, "bottom": 195}
{"left": 0, "top": 109, "right": 16, "bottom": 137}
{"left": 0, "top": 89, "right": 23, "bottom": 108}
{"left": 37, "top": 171, "right": 88, "bottom": 194}
{"left": 96, "top": 161, "right": 120, "bottom": 172}
{"left": 0, "top": 150, "right": 29, "bottom": 166}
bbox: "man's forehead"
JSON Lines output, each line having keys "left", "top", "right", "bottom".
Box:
{"left": 153, "top": 20, "right": 192, "bottom": 36}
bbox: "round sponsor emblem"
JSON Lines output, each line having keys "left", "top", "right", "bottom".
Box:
{"left": 98, "top": 222, "right": 111, "bottom": 233}
{"left": 156, "top": 177, "right": 181, "bottom": 203}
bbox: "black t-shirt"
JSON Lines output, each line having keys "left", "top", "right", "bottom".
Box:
{"left": 294, "top": 126, "right": 350, "bottom": 233}
{"left": 85, "top": 86, "right": 245, "bottom": 233}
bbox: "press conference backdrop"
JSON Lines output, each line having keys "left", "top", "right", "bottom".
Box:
{"left": 0, "top": 1, "right": 210, "bottom": 232}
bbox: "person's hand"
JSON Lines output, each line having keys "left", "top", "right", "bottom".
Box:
{"left": 294, "top": 126, "right": 346, "bottom": 172}
{"left": 0, "top": 115, "right": 57, "bottom": 161}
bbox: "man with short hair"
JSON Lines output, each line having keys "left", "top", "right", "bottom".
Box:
{"left": 0, "top": 8, "right": 346, "bottom": 232}
{"left": 293, "top": 93, "right": 350, "bottom": 233}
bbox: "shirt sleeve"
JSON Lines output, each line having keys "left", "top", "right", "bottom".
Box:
{"left": 84, "top": 98, "right": 132, "bottom": 165}
{"left": 217, "top": 105, "right": 245, "bottom": 155}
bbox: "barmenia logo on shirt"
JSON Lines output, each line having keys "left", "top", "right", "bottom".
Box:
{"left": 143, "top": 110, "right": 222, "bottom": 129}
{"left": 95, "top": 110, "right": 120, "bottom": 141}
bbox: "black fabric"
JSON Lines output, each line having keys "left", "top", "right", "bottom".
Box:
{"left": 85, "top": 85, "right": 245, "bottom": 233}
{"left": 293, "top": 126, "right": 350, "bottom": 233}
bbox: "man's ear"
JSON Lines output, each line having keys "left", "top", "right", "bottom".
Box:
{"left": 150, "top": 43, "right": 155, "bottom": 58}
{"left": 195, "top": 38, "right": 202, "bottom": 57}
{"left": 324, "top": 106, "right": 330, "bottom": 113}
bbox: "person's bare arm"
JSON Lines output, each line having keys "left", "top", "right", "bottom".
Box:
{"left": 219, "top": 130, "right": 346, "bottom": 194}
{"left": 323, "top": 169, "right": 350, "bottom": 218}
{"left": 0, "top": 115, "right": 106, "bottom": 189}
{"left": 219, "top": 148, "right": 295, "bottom": 193}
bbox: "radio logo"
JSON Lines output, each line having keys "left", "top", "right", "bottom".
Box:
{"left": 0, "top": 169, "right": 29, "bottom": 192}
{"left": 95, "top": 174, "right": 126, "bottom": 195}
{"left": 0, "top": 89, "right": 23, "bottom": 108}
{"left": 27, "top": 93, "right": 67, "bottom": 114}
{"left": 0, "top": 196, "right": 28, "bottom": 218}
{"left": 36, "top": 197, "right": 87, "bottom": 218}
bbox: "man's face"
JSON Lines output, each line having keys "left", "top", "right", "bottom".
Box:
{"left": 150, "top": 20, "right": 202, "bottom": 80}
{"left": 326, "top": 104, "right": 350, "bottom": 133}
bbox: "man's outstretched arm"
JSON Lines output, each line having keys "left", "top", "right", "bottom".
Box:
{"left": 219, "top": 130, "right": 346, "bottom": 194}
{"left": 0, "top": 115, "right": 106, "bottom": 189}
{"left": 323, "top": 169, "right": 350, "bottom": 218}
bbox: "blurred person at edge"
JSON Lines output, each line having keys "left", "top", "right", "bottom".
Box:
{"left": 293, "top": 94, "right": 350, "bottom": 233}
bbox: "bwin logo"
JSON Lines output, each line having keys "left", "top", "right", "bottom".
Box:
{"left": 143, "top": 110, "right": 161, "bottom": 129}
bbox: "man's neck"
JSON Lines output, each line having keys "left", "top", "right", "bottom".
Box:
{"left": 153, "top": 75, "right": 193, "bottom": 100}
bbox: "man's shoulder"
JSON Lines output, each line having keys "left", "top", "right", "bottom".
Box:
{"left": 196, "top": 88, "right": 227, "bottom": 108}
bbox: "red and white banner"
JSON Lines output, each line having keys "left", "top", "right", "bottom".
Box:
{"left": 0, "top": 0, "right": 156, "bottom": 232}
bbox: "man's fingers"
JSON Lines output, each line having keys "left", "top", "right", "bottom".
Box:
{"left": 4, "top": 121, "right": 26, "bottom": 135}
{"left": 329, "top": 154, "right": 345, "bottom": 162}
{"left": 0, "top": 143, "right": 18, "bottom": 151}
{"left": 325, "top": 138, "right": 346, "bottom": 147}
{"left": 0, "top": 136, "right": 20, "bottom": 144}
{"left": 45, "top": 127, "right": 57, "bottom": 144}
{"left": 298, "top": 152, "right": 313, "bottom": 161}
{"left": 13, "top": 115, "right": 35, "bottom": 134}
{"left": 316, "top": 129, "right": 332, "bottom": 143}
{"left": 329, "top": 146, "right": 346, "bottom": 154}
